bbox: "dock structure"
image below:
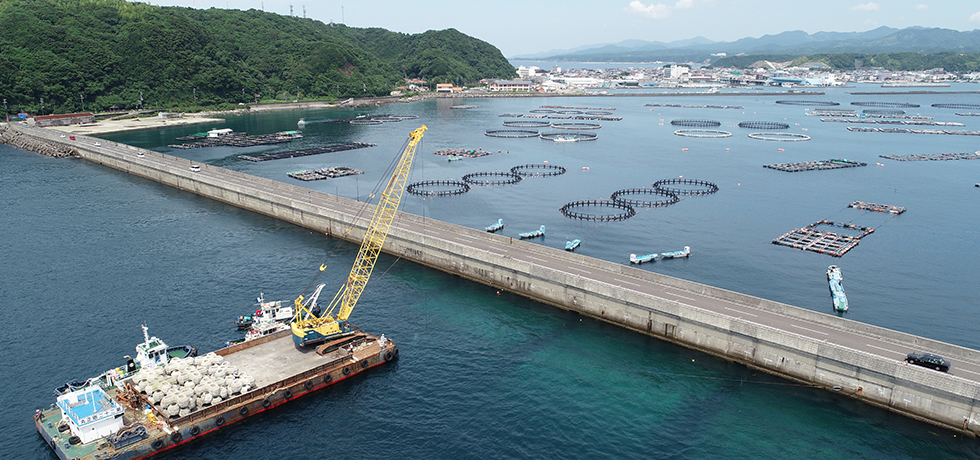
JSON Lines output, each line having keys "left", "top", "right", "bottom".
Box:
{"left": 238, "top": 142, "right": 376, "bottom": 162}
{"left": 169, "top": 131, "right": 302, "bottom": 149}
{"left": 10, "top": 122, "right": 980, "bottom": 438}
{"left": 772, "top": 220, "right": 874, "bottom": 257}
{"left": 287, "top": 167, "right": 364, "bottom": 181}
{"left": 848, "top": 201, "right": 906, "bottom": 215}
{"left": 847, "top": 126, "right": 980, "bottom": 136}
{"left": 764, "top": 159, "right": 867, "bottom": 172}
{"left": 879, "top": 152, "right": 980, "bottom": 161}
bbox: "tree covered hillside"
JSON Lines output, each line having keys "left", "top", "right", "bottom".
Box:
{"left": 0, "top": 0, "right": 515, "bottom": 114}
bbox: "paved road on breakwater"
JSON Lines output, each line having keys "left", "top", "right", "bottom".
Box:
{"left": 7, "top": 123, "right": 980, "bottom": 434}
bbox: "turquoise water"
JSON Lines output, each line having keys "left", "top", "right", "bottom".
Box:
{"left": 3, "top": 84, "right": 980, "bottom": 458}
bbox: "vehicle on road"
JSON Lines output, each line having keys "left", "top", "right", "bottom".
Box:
{"left": 190, "top": 164, "right": 201, "bottom": 172}
{"left": 906, "top": 352, "right": 950, "bottom": 372}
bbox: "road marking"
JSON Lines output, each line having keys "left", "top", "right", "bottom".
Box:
{"left": 457, "top": 234, "right": 479, "bottom": 240}
{"left": 789, "top": 323, "right": 829, "bottom": 336}
{"left": 616, "top": 279, "right": 642, "bottom": 287}
{"left": 567, "top": 266, "right": 592, "bottom": 274}
{"left": 664, "top": 290, "right": 697, "bottom": 302}
{"left": 724, "top": 307, "right": 758, "bottom": 317}
{"left": 864, "top": 344, "right": 906, "bottom": 356}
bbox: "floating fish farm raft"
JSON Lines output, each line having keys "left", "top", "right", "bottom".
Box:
{"left": 878, "top": 152, "right": 980, "bottom": 161}
{"left": 497, "top": 113, "right": 622, "bottom": 121}
{"left": 776, "top": 100, "right": 839, "bottom": 106}
{"left": 502, "top": 120, "right": 551, "bottom": 128}
{"left": 238, "top": 143, "right": 376, "bottom": 162}
{"left": 738, "top": 121, "right": 790, "bottom": 130}
{"left": 551, "top": 122, "right": 601, "bottom": 130}
{"left": 560, "top": 200, "right": 636, "bottom": 222}
{"left": 674, "top": 129, "right": 732, "bottom": 138}
{"left": 433, "top": 148, "right": 491, "bottom": 158}
{"left": 806, "top": 112, "right": 931, "bottom": 120}
{"left": 332, "top": 114, "right": 420, "bottom": 125}
{"left": 540, "top": 105, "right": 616, "bottom": 111}
{"left": 540, "top": 132, "right": 598, "bottom": 142}
{"left": 169, "top": 132, "right": 302, "bottom": 149}
{"left": 764, "top": 159, "right": 867, "bottom": 172}
{"left": 645, "top": 103, "right": 742, "bottom": 109}
{"left": 932, "top": 103, "right": 980, "bottom": 110}
{"left": 851, "top": 101, "right": 920, "bottom": 108}
{"left": 846, "top": 127, "right": 980, "bottom": 136}
{"left": 610, "top": 188, "right": 680, "bottom": 208}
{"left": 821, "top": 119, "right": 964, "bottom": 126}
{"left": 671, "top": 119, "right": 721, "bottom": 128}
{"left": 772, "top": 220, "right": 875, "bottom": 257}
{"left": 748, "top": 132, "right": 811, "bottom": 141}
{"left": 406, "top": 180, "right": 471, "bottom": 196}
{"left": 956, "top": 113, "right": 980, "bottom": 117}
{"left": 652, "top": 178, "right": 719, "bottom": 196}
{"left": 287, "top": 167, "right": 363, "bottom": 181}
{"left": 848, "top": 201, "right": 906, "bottom": 214}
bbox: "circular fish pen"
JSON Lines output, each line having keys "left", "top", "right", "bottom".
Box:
{"left": 502, "top": 120, "right": 551, "bottom": 128}
{"left": 406, "top": 180, "right": 471, "bottom": 196}
{"left": 560, "top": 200, "right": 636, "bottom": 222}
{"left": 349, "top": 119, "right": 384, "bottom": 125}
{"left": 540, "top": 132, "right": 598, "bottom": 142}
{"left": 653, "top": 178, "right": 719, "bottom": 196}
{"left": 585, "top": 111, "right": 613, "bottom": 116}
{"left": 670, "top": 119, "right": 721, "bottom": 127}
{"left": 610, "top": 188, "right": 679, "bottom": 208}
{"left": 863, "top": 109, "right": 906, "bottom": 115}
{"left": 462, "top": 171, "right": 523, "bottom": 185}
{"left": 555, "top": 110, "right": 584, "bottom": 115}
{"left": 373, "top": 117, "right": 403, "bottom": 123}
{"left": 932, "top": 103, "right": 980, "bottom": 110}
{"left": 775, "top": 100, "right": 839, "bottom": 106}
{"left": 673, "top": 129, "right": 732, "bottom": 138}
{"left": 510, "top": 164, "right": 567, "bottom": 177}
{"left": 485, "top": 129, "right": 540, "bottom": 138}
{"left": 851, "top": 101, "right": 919, "bottom": 108}
{"left": 550, "top": 122, "right": 601, "bottom": 130}
{"left": 529, "top": 109, "right": 556, "bottom": 114}
{"left": 748, "top": 132, "right": 811, "bottom": 142}
{"left": 738, "top": 121, "right": 790, "bottom": 130}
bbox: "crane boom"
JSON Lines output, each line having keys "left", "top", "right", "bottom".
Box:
{"left": 291, "top": 125, "right": 427, "bottom": 346}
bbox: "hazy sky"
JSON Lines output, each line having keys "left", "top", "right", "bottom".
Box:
{"left": 139, "top": 0, "right": 980, "bottom": 57}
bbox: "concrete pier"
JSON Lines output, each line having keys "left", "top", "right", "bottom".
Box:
{"left": 6, "top": 122, "right": 980, "bottom": 435}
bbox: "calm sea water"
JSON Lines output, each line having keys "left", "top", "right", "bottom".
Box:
{"left": 3, "top": 83, "right": 980, "bottom": 459}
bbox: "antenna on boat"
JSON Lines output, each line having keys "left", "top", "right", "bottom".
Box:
{"left": 141, "top": 324, "right": 150, "bottom": 345}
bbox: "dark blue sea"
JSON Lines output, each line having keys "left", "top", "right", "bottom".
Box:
{"left": 3, "top": 83, "right": 980, "bottom": 459}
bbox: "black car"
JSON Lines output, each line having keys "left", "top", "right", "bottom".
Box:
{"left": 906, "top": 353, "right": 951, "bottom": 372}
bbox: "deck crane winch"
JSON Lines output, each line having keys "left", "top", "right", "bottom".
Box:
{"left": 291, "top": 125, "right": 427, "bottom": 347}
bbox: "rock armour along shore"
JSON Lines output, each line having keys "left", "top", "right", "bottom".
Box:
{"left": 0, "top": 124, "right": 78, "bottom": 158}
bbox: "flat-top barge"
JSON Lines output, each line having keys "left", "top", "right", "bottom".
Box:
{"left": 36, "top": 327, "right": 397, "bottom": 459}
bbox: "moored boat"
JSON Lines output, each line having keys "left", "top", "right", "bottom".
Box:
{"left": 518, "top": 225, "right": 545, "bottom": 239}
{"left": 630, "top": 253, "right": 660, "bottom": 264}
{"left": 660, "top": 246, "right": 691, "bottom": 259}
{"left": 827, "top": 265, "right": 848, "bottom": 312}
{"left": 565, "top": 239, "right": 581, "bottom": 251}
{"left": 485, "top": 219, "right": 504, "bottom": 232}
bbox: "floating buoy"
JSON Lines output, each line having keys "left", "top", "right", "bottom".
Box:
{"left": 726, "top": 148, "right": 730, "bottom": 151}
{"left": 778, "top": 148, "right": 785, "bottom": 152}
{"left": 737, "top": 183, "right": 741, "bottom": 186}
{"left": 582, "top": 166, "right": 590, "bottom": 170}
{"left": 682, "top": 148, "right": 688, "bottom": 151}
{"left": 543, "top": 160, "right": 548, "bottom": 164}
{"left": 679, "top": 175, "right": 683, "bottom": 179}
{"left": 659, "top": 123, "right": 663, "bottom": 126}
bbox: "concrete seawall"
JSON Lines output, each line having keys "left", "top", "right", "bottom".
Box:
{"left": 5, "top": 122, "right": 980, "bottom": 435}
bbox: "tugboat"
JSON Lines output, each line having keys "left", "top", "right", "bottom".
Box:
{"left": 827, "top": 265, "right": 848, "bottom": 313}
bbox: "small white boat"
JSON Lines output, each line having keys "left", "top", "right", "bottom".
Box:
{"left": 518, "top": 225, "right": 545, "bottom": 239}
{"left": 660, "top": 246, "right": 691, "bottom": 259}
{"left": 565, "top": 239, "right": 581, "bottom": 251}
{"left": 485, "top": 219, "right": 504, "bottom": 232}
{"left": 630, "top": 253, "right": 660, "bottom": 264}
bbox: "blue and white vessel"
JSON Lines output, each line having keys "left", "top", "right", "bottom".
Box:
{"left": 519, "top": 225, "right": 545, "bottom": 239}
{"left": 660, "top": 246, "right": 691, "bottom": 259}
{"left": 485, "top": 219, "right": 504, "bottom": 232}
{"left": 565, "top": 239, "right": 581, "bottom": 251}
{"left": 827, "top": 265, "right": 848, "bottom": 312}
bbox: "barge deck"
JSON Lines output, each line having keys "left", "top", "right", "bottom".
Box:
{"left": 36, "top": 328, "right": 397, "bottom": 460}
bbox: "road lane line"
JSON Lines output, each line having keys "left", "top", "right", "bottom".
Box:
{"left": 567, "top": 266, "right": 592, "bottom": 274}
{"left": 724, "top": 307, "right": 758, "bottom": 317}
{"left": 526, "top": 255, "right": 549, "bottom": 263}
{"left": 789, "top": 323, "right": 829, "bottom": 336}
{"left": 954, "top": 368, "right": 980, "bottom": 377}
{"left": 664, "top": 290, "right": 698, "bottom": 301}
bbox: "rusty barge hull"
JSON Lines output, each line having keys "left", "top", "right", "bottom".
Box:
{"left": 36, "top": 328, "right": 397, "bottom": 460}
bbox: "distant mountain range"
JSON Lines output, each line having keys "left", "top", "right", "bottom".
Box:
{"left": 512, "top": 27, "right": 980, "bottom": 63}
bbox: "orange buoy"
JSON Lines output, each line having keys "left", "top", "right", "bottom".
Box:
{"left": 682, "top": 148, "right": 688, "bottom": 151}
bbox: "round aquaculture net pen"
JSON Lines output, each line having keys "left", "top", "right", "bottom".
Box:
{"left": 737, "top": 121, "right": 790, "bottom": 130}
{"left": 510, "top": 164, "right": 567, "bottom": 177}
{"left": 539, "top": 132, "right": 598, "bottom": 142}
{"left": 670, "top": 119, "right": 721, "bottom": 127}
{"left": 502, "top": 120, "right": 550, "bottom": 128}
{"left": 560, "top": 200, "right": 636, "bottom": 221}
{"left": 673, "top": 129, "right": 732, "bottom": 138}
{"left": 550, "top": 122, "right": 601, "bottom": 130}
{"left": 851, "top": 102, "right": 919, "bottom": 108}
{"left": 485, "top": 129, "right": 540, "bottom": 138}
{"left": 932, "top": 103, "right": 980, "bottom": 110}
{"left": 652, "top": 178, "right": 719, "bottom": 196}
{"left": 610, "top": 188, "right": 679, "bottom": 207}
{"left": 775, "top": 100, "right": 839, "bottom": 106}
{"left": 406, "top": 180, "right": 471, "bottom": 196}
{"left": 349, "top": 119, "right": 383, "bottom": 125}
{"left": 529, "top": 109, "right": 556, "bottom": 114}
{"left": 748, "top": 132, "right": 811, "bottom": 141}
{"left": 462, "top": 171, "right": 523, "bottom": 185}
{"left": 585, "top": 111, "right": 613, "bottom": 116}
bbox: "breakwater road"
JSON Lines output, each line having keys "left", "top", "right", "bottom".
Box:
{"left": 7, "top": 122, "right": 980, "bottom": 435}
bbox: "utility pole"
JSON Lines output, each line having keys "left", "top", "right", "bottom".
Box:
{"left": 289, "top": 4, "right": 293, "bottom": 16}
{"left": 303, "top": 5, "right": 306, "bottom": 18}
{"left": 3, "top": 99, "right": 8, "bottom": 122}
{"left": 40, "top": 97, "right": 44, "bottom": 116}
{"left": 80, "top": 94, "right": 84, "bottom": 112}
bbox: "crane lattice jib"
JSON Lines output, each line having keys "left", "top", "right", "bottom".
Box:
{"left": 313, "top": 125, "right": 426, "bottom": 327}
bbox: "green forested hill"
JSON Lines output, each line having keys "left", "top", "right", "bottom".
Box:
{"left": 0, "top": 0, "right": 515, "bottom": 114}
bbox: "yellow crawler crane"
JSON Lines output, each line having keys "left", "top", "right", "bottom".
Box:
{"left": 291, "top": 125, "right": 427, "bottom": 346}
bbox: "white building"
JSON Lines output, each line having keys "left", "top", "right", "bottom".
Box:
{"left": 664, "top": 65, "right": 689, "bottom": 80}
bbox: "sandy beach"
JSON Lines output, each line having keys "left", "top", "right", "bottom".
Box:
{"left": 52, "top": 113, "right": 228, "bottom": 135}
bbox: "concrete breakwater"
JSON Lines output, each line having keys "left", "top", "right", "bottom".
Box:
{"left": 6, "top": 122, "right": 980, "bottom": 436}
{"left": 0, "top": 124, "right": 78, "bottom": 158}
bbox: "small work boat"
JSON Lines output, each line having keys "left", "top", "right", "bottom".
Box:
{"left": 485, "top": 219, "right": 504, "bottom": 232}
{"left": 827, "top": 265, "right": 848, "bottom": 312}
{"left": 234, "top": 293, "right": 294, "bottom": 329}
{"left": 565, "top": 239, "right": 581, "bottom": 251}
{"left": 660, "top": 246, "right": 691, "bottom": 259}
{"left": 519, "top": 225, "right": 545, "bottom": 239}
{"left": 630, "top": 253, "right": 660, "bottom": 264}
{"left": 448, "top": 155, "right": 463, "bottom": 162}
